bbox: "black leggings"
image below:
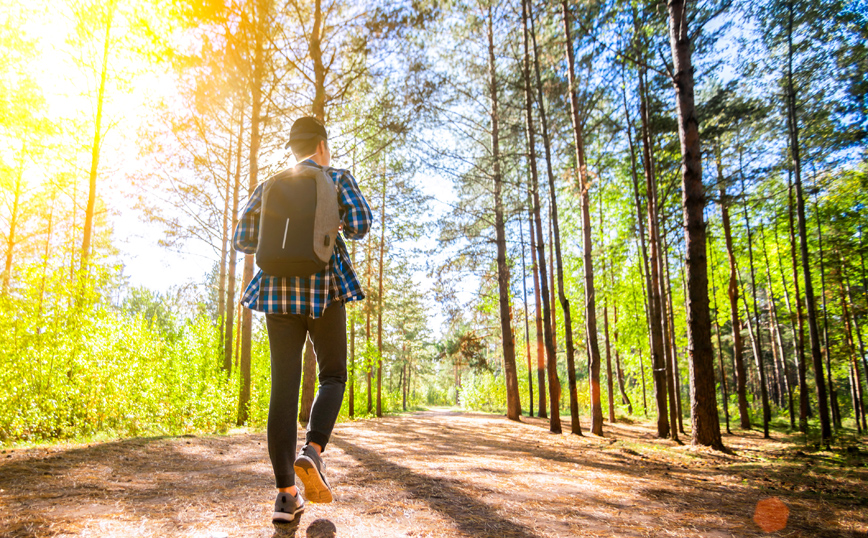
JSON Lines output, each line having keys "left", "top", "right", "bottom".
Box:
{"left": 264, "top": 301, "right": 347, "bottom": 488}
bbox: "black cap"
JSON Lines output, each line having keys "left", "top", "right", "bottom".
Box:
{"left": 285, "top": 116, "right": 328, "bottom": 149}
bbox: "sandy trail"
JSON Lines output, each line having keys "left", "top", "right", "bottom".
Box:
{"left": 1, "top": 408, "right": 866, "bottom": 537}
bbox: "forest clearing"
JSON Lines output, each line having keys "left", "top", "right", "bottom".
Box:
{"left": 2, "top": 0, "right": 868, "bottom": 536}
{"left": 2, "top": 408, "right": 866, "bottom": 538}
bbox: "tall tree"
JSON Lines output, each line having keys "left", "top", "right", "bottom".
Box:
{"left": 486, "top": 1, "right": 521, "bottom": 421}
{"left": 666, "top": 0, "right": 723, "bottom": 449}
{"left": 78, "top": 0, "right": 117, "bottom": 271}
{"left": 238, "top": 0, "right": 270, "bottom": 426}
{"left": 561, "top": 0, "right": 596, "bottom": 435}
{"left": 783, "top": 0, "right": 832, "bottom": 441}
{"left": 526, "top": 0, "right": 560, "bottom": 432}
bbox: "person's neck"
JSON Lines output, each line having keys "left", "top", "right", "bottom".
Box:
{"left": 300, "top": 155, "right": 329, "bottom": 167}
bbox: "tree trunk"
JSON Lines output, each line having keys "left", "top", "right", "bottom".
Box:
{"left": 549, "top": 217, "right": 557, "bottom": 359}
{"left": 767, "top": 293, "right": 782, "bottom": 407}
{"left": 217, "top": 125, "right": 233, "bottom": 341}
{"left": 642, "top": 68, "right": 678, "bottom": 442}
{"left": 718, "top": 174, "right": 750, "bottom": 429}
{"left": 529, "top": 190, "right": 547, "bottom": 418}
{"left": 739, "top": 172, "right": 770, "bottom": 438}
{"left": 786, "top": 1, "right": 831, "bottom": 442}
{"left": 849, "top": 362, "right": 863, "bottom": 434}
{"left": 603, "top": 294, "right": 616, "bottom": 423}
{"left": 708, "top": 229, "right": 731, "bottom": 434}
{"left": 661, "top": 216, "right": 685, "bottom": 434}
{"left": 633, "top": 264, "right": 650, "bottom": 417}
{"left": 366, "top": 236, "right": 373, "bottom": 414}
{"left": 787, "top": 183, "right": 810, "bottom": 430}
{"left": 815, "top": 202, "right": 840, "bottom": 427}
{"left": 2, "top": 148, "right": 25, "bottom": 293}
{"left": 310, "top": 0, "right": 326, "bottom": 120}
{"left": 487, "top": 5, "right": 521, "bottom": 422}
{"left": 238, "top": 0, "right": 268, "bottom": 426}
{"left": 761, "top": 220, "right": 795, "bottom": 428}
{"left": 80, "top": 3, "right": 115, "bottom": 271}
{"left": 561, "top": 0, "right": 597, "bottom": 435}
{"left": 527, "top": 0, "right": 560, "bottom": 432}
{"left": 224, "top": 105, "right": 244, "bottom": 376}
{"left": 613, "top": 303, "right": 633, "bottom": 414}
{"left": 520, "top": 0, "right": 543, "bottom": 418}
{"left": 376, "top": 163, "right": 387, "bottom": 418}
{"left": 602, "top": 208, "right": 615, "bottom": 423}
{"left": 37, "top": 189, "right": 56, "bottom": 317}
{"left": 841, "top": 252, "right": 868, "bottom": 429}
{"left": 636, "top": 58, "right": 671, "bottom": 439}
{"left": 519, "top": 217, "right": 534, "bottom": 417}
{"left": 667, "top": 0, "right": 723, "bottom": 448}
{"left": 622, "top": 67, "right": 655, "bottom": 424}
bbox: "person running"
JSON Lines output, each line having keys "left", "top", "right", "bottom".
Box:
{"left": 232, "top": 116, "right": 372, "bottom": 524}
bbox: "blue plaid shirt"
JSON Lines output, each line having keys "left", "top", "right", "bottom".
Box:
{"left": 233, "top": 160, "right": 372, "bottom": 317}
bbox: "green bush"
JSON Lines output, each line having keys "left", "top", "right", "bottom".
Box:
{"left": 459, "top": 371, "right": 507, "bottom": 413}
{"left": 0, "top": 264, "right": 259, "bottom": 444}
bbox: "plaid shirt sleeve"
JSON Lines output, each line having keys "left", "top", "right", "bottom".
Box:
{"left": 337, "top": 169, "right": 372, "bottom": 240}
{"left": 233, "top": 182, "right": 265, "bottom": 254}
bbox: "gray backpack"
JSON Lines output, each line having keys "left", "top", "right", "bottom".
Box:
{"left": 256, "top": 163, "right": 340, "bottom": 277}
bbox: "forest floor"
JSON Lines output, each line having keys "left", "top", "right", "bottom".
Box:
{"left": 1, "top": 407, "right": 867, "bottom": 538}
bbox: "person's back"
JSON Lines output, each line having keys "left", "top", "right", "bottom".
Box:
{"left": 233, "top": 116, "right": 372, "bottom": 528}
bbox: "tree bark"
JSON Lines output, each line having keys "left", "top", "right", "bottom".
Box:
{"left": 849, "top": 362, "right": 863, "bottom": 434}
{"left": 604, "top": 293, "right": 616, "bottom": 423}
{"left": 630, "top": 44, "right": 671, "bottom": 439}
{"left": 739, "top": 171, "right": 770, "bottom": 438}
{"left": 521, "top": 0, "right": 544, "bottom": 418}
{"left": 218, "top": 124, "right": 233, "bottom": 342}
{"left": 708, "top": 229, "right": 731, "bottom": 434}
{"left": 224, "top": 105, "right": 244, "bottom": 376}
{"left": 37, "top": 190, "right": 56, "bottom": 317}
{"left": 718, "top": 171, "right": 750, "bottom": 429}
{"left": 366, "top": 235, "right": 373, "bottom": 414}
{"left": 780, "top": 189, "right": 809, "bottom": 431}
{"left": 661, "top": 215, "right": 685, "bottom": 434}
{"left": 527, "top": 0, "right": 560, "bottom": 432}
{"left": 841, "top": 252, "right": 868, "bottom": 429}
{"left": 786, "top": 0, "right": 831, "bottom": 442}
{"left": 376, "top": 162, "right": 386, "bottom": 418}
{"left": 602, "top": 208, "right": 615, "bottom": 423}
{"left": 3, "top": 147, "right": 25, "bottom": 293}
{"left": 310, "top": 0, "right": 326, "bottom": 120}
{"left": 238, "top": 0, "right": 268, "bottom": 425}
{"left": 561, "top": 0, "right": 597, "bottom": 435}
{"left": 487, "top": 4, "right": 521, "bottom": 422}
{"left": 520, "top": 216, "right": 534, "bottom": 417}
{"left": 528, "top": 189, "right": 547, "bottom": 418}
{"left": 613, "top": 303, "right": 633, "bottom": 414}
{"left": 622, "top": 67, "right": 654, "bottom": 423}
{"left": 634, "top": 255, "right": 650, "bottom": 417}
{"left": 667, "top": 0, "right": 723, "bottom": 448}
{"left": 814, "top": 201, "right": 840, "bottom": 427}
{"left": 761, "top": 221, "right": 795, "bottom": 428}
{"left": 80, "top": 3, "right": 115, "bottom": 271}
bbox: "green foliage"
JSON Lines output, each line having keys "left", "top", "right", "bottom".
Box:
{"left": 0, "top": 263, "right": 273, "bottom": 445}
{"left": 459, "top": 371, "right": 507, "bottom": 413}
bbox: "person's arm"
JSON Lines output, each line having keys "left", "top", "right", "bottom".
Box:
{"left": 233, "top": 183, "right": 265, "bottom": 254}
{"left": 337, "top": 169, "right": 373, "bottom": 240}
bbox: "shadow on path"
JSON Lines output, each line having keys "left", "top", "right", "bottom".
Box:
{"left": 332, "top": 437, "right": 545, "bottom": 538}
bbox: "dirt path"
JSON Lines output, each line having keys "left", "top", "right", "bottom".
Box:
{"left": 1, "top": 409, "right": 866, "bottom": 537}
